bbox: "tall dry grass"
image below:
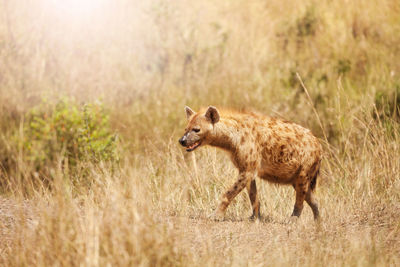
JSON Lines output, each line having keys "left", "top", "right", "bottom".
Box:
{"left": 1, "top": 0, "right": 400, "bottom": 266}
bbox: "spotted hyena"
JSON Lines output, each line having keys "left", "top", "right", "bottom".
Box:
{"left": 179, "top": 106, "right": 322, "bottom": 220}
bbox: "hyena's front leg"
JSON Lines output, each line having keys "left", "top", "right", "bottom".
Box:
{"left": 246, "top": 179, "right": 260, "bottom": 220}
{"left": 214, "top": 172, "right": 252, "bottom": 220}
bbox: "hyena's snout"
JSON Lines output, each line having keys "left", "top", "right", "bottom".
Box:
{"left": 179, "top": 133, "right": 202, "bottom": 152}
{"left": 178, "top": 135, "right": 187, "bottom": 146}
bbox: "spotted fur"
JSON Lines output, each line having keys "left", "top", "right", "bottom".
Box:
{"left": 179, "top": 106, "right": 322, "bottom": 220}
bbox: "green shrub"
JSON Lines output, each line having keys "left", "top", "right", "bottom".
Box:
{"left": 296, "top": 6, "right": 318, "bottom": 37}
{"left": 336, "top": 59, "right": 352, "bottom": 76}
{"left": 373, "top": 86, "right": 400, "bottom": 137}
{"left": 374, "top": 85, "right": 400, "bottom": 122}
{"left": 21, "top": 98, "right": 118, "bottom": 175}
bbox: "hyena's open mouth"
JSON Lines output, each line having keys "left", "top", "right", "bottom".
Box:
{"left": 186, "top": 141, "right": 201, "bottom": 152}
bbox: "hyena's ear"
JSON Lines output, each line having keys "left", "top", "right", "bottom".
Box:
{"left": 185, "top": 106, "right": 195, "bottom": 120}
{"left": 205, "top": 106, "right": 220, "bottom": 124}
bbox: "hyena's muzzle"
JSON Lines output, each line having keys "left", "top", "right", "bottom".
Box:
{"left": 179, "top": 132, "right": 202, "bottom": 152}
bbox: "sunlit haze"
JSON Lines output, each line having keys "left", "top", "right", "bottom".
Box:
{"left": 49, "top": 0, "right": 108, "bottom": 19}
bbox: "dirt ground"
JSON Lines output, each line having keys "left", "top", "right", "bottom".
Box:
{"left": 1, "top": 196, "right": 399, "bottom": 266}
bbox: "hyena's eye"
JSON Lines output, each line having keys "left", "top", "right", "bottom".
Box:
{"left": 193, "top": 128, "right": 200, "bottom": 133}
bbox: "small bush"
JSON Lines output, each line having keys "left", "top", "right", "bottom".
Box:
{"left": 336, "top": 59, "right": 352, "bottom": 76}
{"left": 296, "top": 7, "right": 318, "bottom": 37}
{"left": 374, "top": 86, "right": 400, "bottom": 122}
{"left": 20, "top": 98, "right": 118, "bottom": 175}
{"left": 373, "top": 86, "right": 400, "bottom": 137}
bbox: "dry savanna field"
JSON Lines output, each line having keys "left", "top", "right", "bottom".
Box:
{"left": 0, "top": 0, "right": 400, "bottom": 266}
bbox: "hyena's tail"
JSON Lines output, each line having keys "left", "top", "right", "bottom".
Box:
{"left": 310, "top": 169, "right": 319, "bottom": 191}
{"left": 310, "top": 160, "right": 321, "bottom": 192}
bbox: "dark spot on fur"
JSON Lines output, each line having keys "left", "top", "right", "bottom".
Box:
{"left": 268, "top": 119, "right": 277, "bottom": 127}
{"left": 296, "top": 132, "right": 304, "bottom": 139}
{"left": 238, "top": 166, "right": 246, "bottom": 173}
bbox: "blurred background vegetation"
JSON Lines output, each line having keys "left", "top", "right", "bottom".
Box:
{"left": 1, "top": 0, "right": 399, "bottom": 185}
{"left": 1, "top": 0, "right": 399, "bottom": 141}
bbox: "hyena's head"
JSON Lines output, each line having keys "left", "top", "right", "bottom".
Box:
{"left": 179, "top": 106, "right": 220, "bottom": 152}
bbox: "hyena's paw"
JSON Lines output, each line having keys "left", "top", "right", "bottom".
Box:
{"left": 287, "top": 216, "right": 299, "bottom": 224}
{"left": 248, "top": 214, "right": 261, "bottom": 222}
{"left": 208, "top": 210, "right": 225, "bottom": 222}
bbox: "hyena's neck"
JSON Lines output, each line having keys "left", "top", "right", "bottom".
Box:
{"left": 209, "top": 119, "right": 240, "bottom": 152}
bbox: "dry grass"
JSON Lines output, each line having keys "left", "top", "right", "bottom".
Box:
{"left": 1, "top": 0, "right": 400, "bottom": 266}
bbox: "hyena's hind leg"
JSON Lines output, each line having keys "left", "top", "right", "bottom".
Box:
{"left": 305, "top": 169, "right": 320, "bottom": 220}
{"left": 246, "top": 179, "right": 260, "bottom": 220}
{"left": 291, "top": 177, "right": 308, "bottom": 218}
{"left": 305, "top": 189, "right": 319, "bottom": 220}
{"left": 292, "top": 165, "right": 320, "bottom": 220}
